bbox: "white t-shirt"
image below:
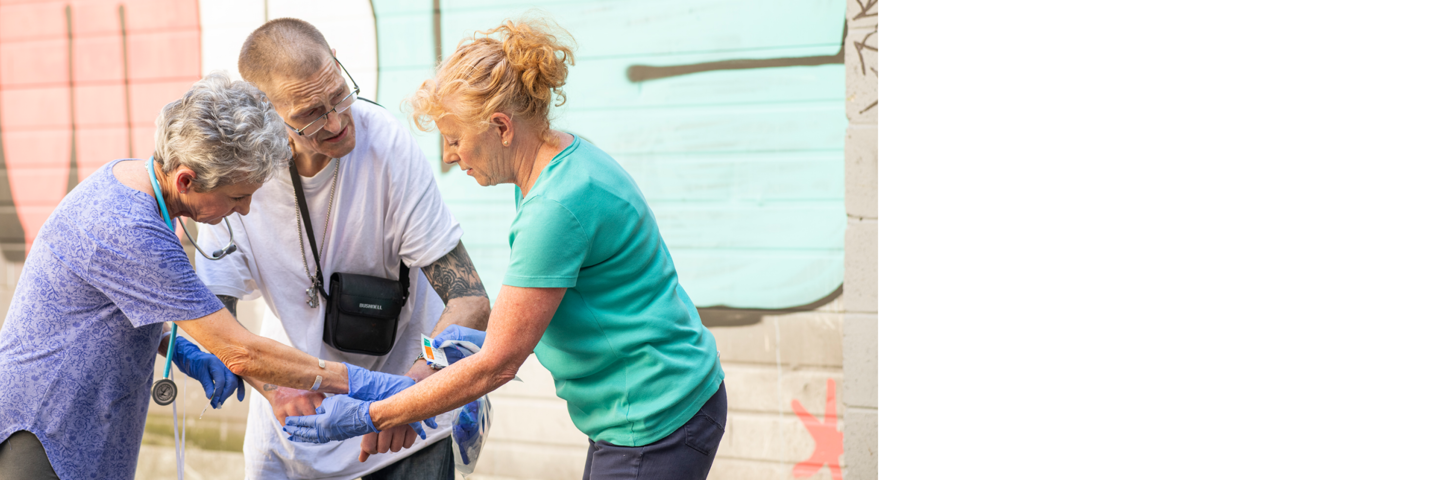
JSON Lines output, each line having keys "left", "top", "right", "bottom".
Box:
{"left": 195, "top": 101, "right": 463, "bottom": 480}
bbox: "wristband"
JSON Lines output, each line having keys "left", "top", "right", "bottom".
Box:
{"left": 310, "top": 375, "right": 323, "bottom": 391}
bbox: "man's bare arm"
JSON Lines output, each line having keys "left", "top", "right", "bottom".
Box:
{"left": 420, "top": 241, "right": 491, "bottom": 331}
{"left": 422, "top": 241, "right": 488, "bottom": 307}
{"left": 406, "top": 241, "right": 492, "bottom": 381}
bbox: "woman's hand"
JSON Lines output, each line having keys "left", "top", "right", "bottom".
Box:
{"left": 172, "top": 336, "right": 245, "bottom": 409}
{"left": 284, "top": 395, "right": 379, "bottom": 443}
{"left": 285, "top": 395, "right": 439, "bottom": 444}
{"left": 269, "top": 386, "right": 326, "bottom": 425}
{"left": 433, "top": 324, "right": 487, "bottom": 364}
{"left": 346, "top": 363, "right": 419, "bottom": 401}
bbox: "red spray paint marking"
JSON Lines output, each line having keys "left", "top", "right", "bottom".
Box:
{"left": 792, "top": 377, "right": 844, "bottom": 480}
{"left": 0, "top": 0, "right": 199, "bottom": 254}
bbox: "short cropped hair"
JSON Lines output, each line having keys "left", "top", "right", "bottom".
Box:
{"left": 237, "top": 18, "right": 332, "bottom": 95}
{"left": 152, "top": 72, "right": 289, "bottom": 191}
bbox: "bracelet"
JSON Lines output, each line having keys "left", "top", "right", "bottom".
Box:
{"left": 308, "top": 358, "right": 328, "bottom": 391}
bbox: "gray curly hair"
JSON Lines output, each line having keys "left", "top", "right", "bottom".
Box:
{"left": 152, "top": 72, "right": 289, "bottom": 191}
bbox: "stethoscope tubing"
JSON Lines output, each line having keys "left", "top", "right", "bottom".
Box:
{"left": 146, "top": 157, "right": 233, "bottom": 404}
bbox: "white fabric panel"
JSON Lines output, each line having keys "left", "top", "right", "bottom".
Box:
{"left": 267, "top": 1, "right": 379, "bottom": 101}
{"left": 199, "top": 0, "right": 378, "bottom": 96}
{"left": 198, "top": 0, "right": 265, "bottom": 79}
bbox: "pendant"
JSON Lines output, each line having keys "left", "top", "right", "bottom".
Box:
{"left": 306, "top": 285, "right": 320, "bottom": 308}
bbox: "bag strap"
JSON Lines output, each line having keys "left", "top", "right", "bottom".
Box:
{"left": 289, "top": 161, "right": 411, "bottom": 304}
{"left": 289, "top": 161, "right": 326, "bottom": 297}
{"left": 399, "top": 260, "right": 410, "bottom": 304}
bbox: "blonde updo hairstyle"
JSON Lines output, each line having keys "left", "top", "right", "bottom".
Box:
{"left": 410, "top": 18, "right": 575, "bottom": 140}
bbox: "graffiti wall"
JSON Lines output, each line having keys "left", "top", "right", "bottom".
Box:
{"left": 390, "top": 0, "right": 849, "bottom": 311}
{"left": 0, "top": 0, "right": 846, "bottom": 310}
{"left": 0, "top": 1, "right": 852, "bottom": 478}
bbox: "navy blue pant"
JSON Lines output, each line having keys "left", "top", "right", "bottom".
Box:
{"left": 362, "top": 435, "right": 454, "bottom": 480}
{"left": 583, "top": 382, "right": 727, "bottom": 480}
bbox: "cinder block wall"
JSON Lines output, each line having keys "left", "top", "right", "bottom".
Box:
{"left": 0, "top": 259, "right": 21, "bottom": 327}
{"left": 470, "top": 300, "right": 848, "bottom": 480}
{"left": 843, "top": 0, "right": 880, "bottom": 478}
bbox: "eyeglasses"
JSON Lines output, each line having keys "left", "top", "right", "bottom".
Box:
{"left": 287, "top": 57, "right": 360, "bottom": 138}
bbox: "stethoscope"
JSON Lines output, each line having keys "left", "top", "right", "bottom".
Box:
{"left": 146, "top": 157, "right": 237, "bottom": 405}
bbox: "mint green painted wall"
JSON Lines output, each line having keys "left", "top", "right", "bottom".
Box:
{"left": 374, "top": 0, "right": 846, "bottom": 309}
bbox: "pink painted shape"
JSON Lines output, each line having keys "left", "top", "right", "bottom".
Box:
{"left": 0, "top": 86, "right": 71, "bottom": 139}
{"left": 0, "top": 38, "right": 69, "bottom": 92}
{"left": 128, "top": 80, "right": 197, "bottom": 158}
{"left": 77, "top": 127, "right": 127, "bottom": 175}
{"left": 131, "top": 124, "right": 156, "bottom": 160}
{"left": 11, "top": 166, "right": 66, "bottom": 245}
{"left": 119, "top": 0, "right": 198, "bottom": 32}
{"left": 0, "top": 4, "right": 69, "bottom": 255}
{"left": 0, "top": 0, "right": 199, "bottom": 253}
{"left": 72, "top": 84, "right": 128, "bottom": 127}
{"left": 792, "top": 378, "right": 845, "bottom": 480}
{"left": 68, "top": 0, "right": 123, "bottom": 37}
{"left": 125, "top": 30, "right": 200, "bottom": 81}
{"left": 71, "top": 36, "right": 125, "bottom": 84}
{"left": 0, "top": 3, "right": 67, "bottom": 42}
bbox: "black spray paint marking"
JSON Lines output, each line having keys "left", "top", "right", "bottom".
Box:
{"left": 626, "top": 17, "right": 852, "bottom": 83}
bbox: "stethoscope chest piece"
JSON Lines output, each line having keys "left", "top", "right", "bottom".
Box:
{"left": 153, "top": 377, "right": 177, "bottom": 405}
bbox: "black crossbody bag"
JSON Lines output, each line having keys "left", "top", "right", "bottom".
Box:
{"left": 290, "top": 161, "right": 410, "bottom": 356}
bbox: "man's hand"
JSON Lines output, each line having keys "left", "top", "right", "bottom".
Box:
{"left": 405, "top": 358, "right": 439, "bottom": 383}
{"left": 269, "top": 386, "right": 326, "bottom": 425}
{"left": 359, "top": 424, "right": 419, "bottom": 462}
{"left": 356, "top": 359, "right": 433, "bottom": 461}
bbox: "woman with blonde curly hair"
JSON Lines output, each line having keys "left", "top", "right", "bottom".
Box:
{"left": 284, "top": 18, "right": 727, "bottom": 479}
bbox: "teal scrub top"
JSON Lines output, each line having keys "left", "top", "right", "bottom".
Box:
{"left": 505, "top": 134, "right": 724, "bottom": 446}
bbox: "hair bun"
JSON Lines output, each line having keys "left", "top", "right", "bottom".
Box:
{"left": 496, "top": 19, "right": 575, "bottom": 111}
{"left": 407, "top": 16, "right": 576, "bottom": 134}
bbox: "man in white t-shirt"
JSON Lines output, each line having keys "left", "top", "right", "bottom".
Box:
{"left": 194, "top": 18, "right": 491, "bottom": 480}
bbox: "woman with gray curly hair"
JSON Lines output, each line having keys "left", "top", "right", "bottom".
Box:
{"left": 0, "top": 73, "right": 427, "bottom": 480}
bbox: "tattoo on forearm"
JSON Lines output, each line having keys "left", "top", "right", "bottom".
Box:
{"left": 263, "top": 383, "right": 278, "bottom": 391}
{"left": 422, "top": 241, "right": 488, "bottom": 304}
{"left": 218, "top": 295, "right": 238, "bottom": 317}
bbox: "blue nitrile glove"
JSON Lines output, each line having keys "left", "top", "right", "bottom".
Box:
{"left": 453, "top": 399, "right": 483, "bottom": 465}
{"left": 283, "top": 395, "right": 379, "bottom": 444}
{"left": 433, "top": 324, "right": 487, "bottom": 364}
{"left": 345, "top": 363, "right": 418, "bottom": 401}
{"left": 283, "top": 394, "right": 439, "bottom": 443}
{"left": 342, "top": 363, "right": 441, "bottom": 435}
{"left": 172, "top": 336, "right": 244, "bottom": 409}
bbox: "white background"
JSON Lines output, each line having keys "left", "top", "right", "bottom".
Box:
{"left": 887, "top": 1, "right": 1440, "bottom": 477}
{"left": 198, "top": 0, "right": 377, "bottom": 96}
